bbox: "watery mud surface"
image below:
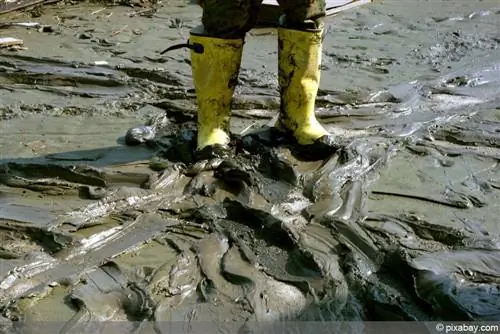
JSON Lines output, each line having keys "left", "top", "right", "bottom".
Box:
{"left": 1, "top": 0, "right": 500, "bottom": 332}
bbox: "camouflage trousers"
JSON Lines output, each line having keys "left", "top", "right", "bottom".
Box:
{"left": 201, "top": 0, "right": 326, "bottom": 38}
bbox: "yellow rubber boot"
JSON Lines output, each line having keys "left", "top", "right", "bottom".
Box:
{"left": 276, "top": 27, "right": 329, "bottom": 145}
{"left": 189, "top": 33, "right": 244, "bottom": 152}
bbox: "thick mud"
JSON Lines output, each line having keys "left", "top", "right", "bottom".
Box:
{"left": 1, "top": 0, "right": 500, "bottom": 332}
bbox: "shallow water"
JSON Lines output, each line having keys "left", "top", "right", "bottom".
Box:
{"left": 0, "top": 0, "right": 500, "bottom": 331}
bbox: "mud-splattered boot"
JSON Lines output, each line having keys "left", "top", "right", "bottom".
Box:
{"left": 275, "top": 27, "right": 340, "bottom": 160}
{"left": 189, "top": 30, "right": 244, "bottom": 160}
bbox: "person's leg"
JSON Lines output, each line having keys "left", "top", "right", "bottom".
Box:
{"left": 190, "top": 0, "right": 263, "bottom": 159}
{"left": 277, "top": 0, "right": 326, "bottom": 31}
{"left": 275, "top": 0, "right": 336, "bottom": 156}
{"left": 201, "top": 0, "right": 263, "bottom": 39}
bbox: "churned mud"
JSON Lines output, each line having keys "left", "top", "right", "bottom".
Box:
{"left": 1, "top": 0, "right": 500, "bottom": 332}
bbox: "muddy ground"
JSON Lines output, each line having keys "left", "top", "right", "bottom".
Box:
{"left": 0, "top": 0, "right": 500, "bottom": 332}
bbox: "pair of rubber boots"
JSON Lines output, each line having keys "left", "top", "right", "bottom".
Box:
{"left": 190, "top": 26, "right": 334, "bottom": 160}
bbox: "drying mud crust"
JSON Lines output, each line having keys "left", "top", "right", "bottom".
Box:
{"left": 1, "top": 0, "right": 500, "bottom": 332}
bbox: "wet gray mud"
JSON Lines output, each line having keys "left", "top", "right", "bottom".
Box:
{"left": 1, "top": 0, "right": 500, "bottom": 332}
